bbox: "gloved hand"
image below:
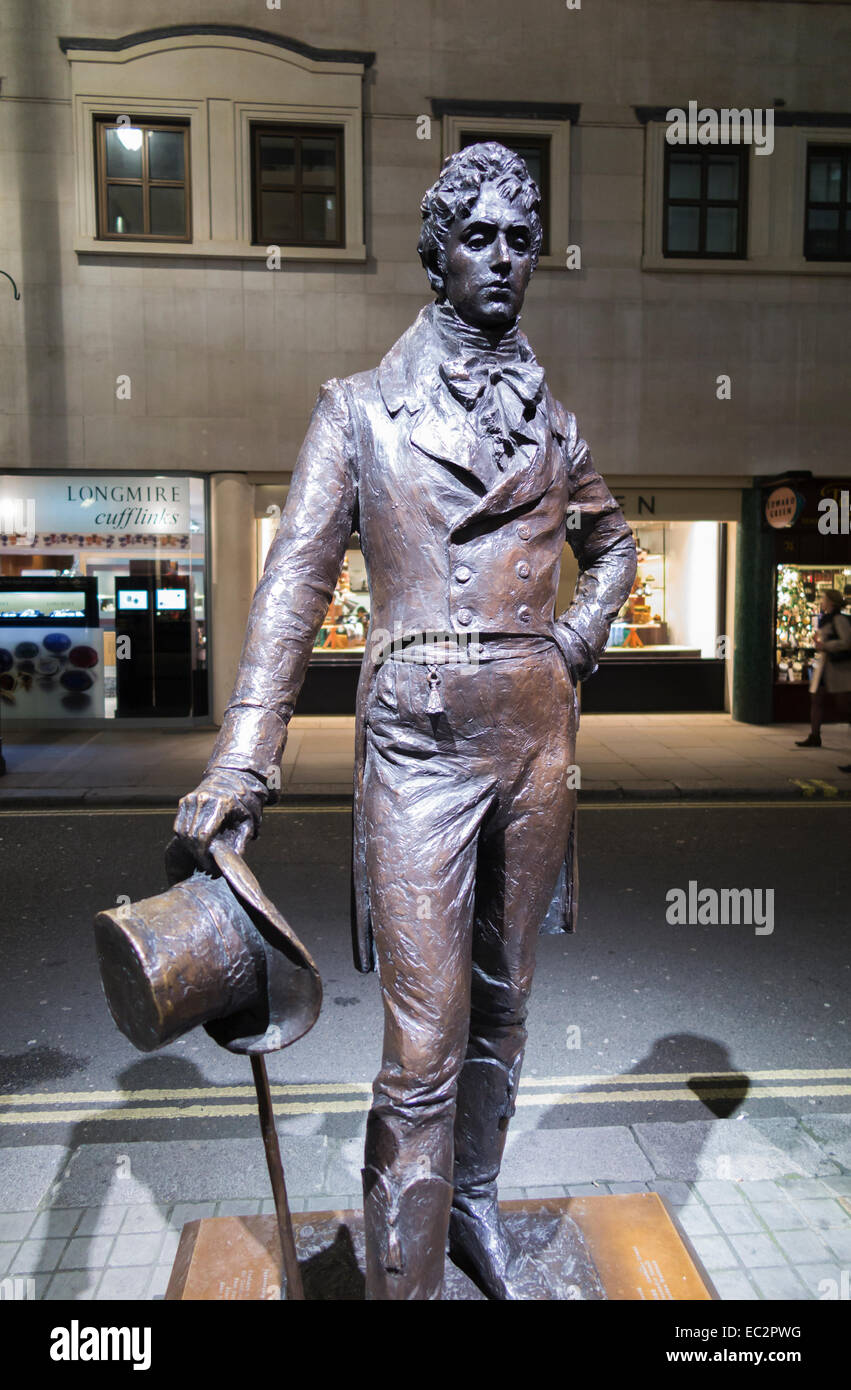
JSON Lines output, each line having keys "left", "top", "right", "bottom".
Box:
{"left": 172, "top": 767, "right": 270, "bottom": 872}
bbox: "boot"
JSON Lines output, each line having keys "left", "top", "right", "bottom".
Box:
{"left": 448, "top": 1054, "right": 525, "bottom": 1299}
{"left": 362, "top": 1163, "right": 453, "bottom": 1300}
{"left": 796, "top": 733, "right": 821, "bottom": 747}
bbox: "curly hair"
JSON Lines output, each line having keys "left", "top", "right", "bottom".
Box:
{"left": 417, "top": 142, "right": 543, "bottom": 297}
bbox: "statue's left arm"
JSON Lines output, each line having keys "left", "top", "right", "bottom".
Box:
{"left": 555, "top": 414, "right": 638, "bottom": 681}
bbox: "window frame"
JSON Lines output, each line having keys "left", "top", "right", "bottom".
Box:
{"left": 640, "top": 116, "right": 851, "bottom": 276}
{"left": 662, "top": 144, "right": 749, "bottom": 260}
{"left": 456, "top": 129, "right": 552, "bottom": 257}
{"left": 95, "top": 116, "right": 192, "bottom": 243}
{"left": 441, "top": 113, "right": 572, "bottom": 271}
{"left": 804, "top": 144, "right": 851, "bottom": 262}
{"left": 63, "top": 30, "right": 368, "bottom": 261}
{"left": 250, "top": 123, "right": 345, "bottom": 249}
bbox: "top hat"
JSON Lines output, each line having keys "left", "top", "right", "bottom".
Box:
{"left": 93, "top": 837, "right": 322, "bottom": 1055}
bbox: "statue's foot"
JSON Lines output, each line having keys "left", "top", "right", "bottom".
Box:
{"left": 448, "top": 1192, "right": 526, "bottom": 1300}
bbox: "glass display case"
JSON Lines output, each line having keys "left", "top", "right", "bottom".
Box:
{"left": 0, "top": 577, "right": 103, "bottom": 718}
{"left": 0, "top": 576, "right": 99, "bottom": 626}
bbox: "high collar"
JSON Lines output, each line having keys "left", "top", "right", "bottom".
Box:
{"left": 378, "top": 302, "right": 538, "bottom": 417}
{"left": 433, "top": 301, "right": 523, "bottom": 360}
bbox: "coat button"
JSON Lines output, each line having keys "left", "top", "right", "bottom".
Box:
{"left": 517, "top": 523, "right": 531, "bottom": 540}
{"left": 454, "top": 565, "right": 473, "bottom": 584}
{"left": 457, "top": 608, "right": 473, "bottom": 626}
{"left": 516, "top": 561, "right": 531, "bottom": 579}
{"left": 517, "top": 605, "right": 531, "bottom": 623}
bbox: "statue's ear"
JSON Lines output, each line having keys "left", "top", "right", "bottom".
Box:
{"left": 423, "top": 248, "right": 445, "bottom": 298}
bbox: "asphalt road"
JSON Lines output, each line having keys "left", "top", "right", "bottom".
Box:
{"left": 1, "top": 803, "right": 849, "bottom": 1145}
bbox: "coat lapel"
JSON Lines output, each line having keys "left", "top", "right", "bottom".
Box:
{"left": 409, "top": 392, "right": 495, "bottom": 488}
{"left": 378, "top": 305, "right": 567, "bottom": 524}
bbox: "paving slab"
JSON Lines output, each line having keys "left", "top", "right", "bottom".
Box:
{"left": 633, "top": 1117, "right": 842, "bottom": 1181}
{"left": 52, "top": 1138, "right": 325, "bottom": 1207}
{"left": 797, "top": 1114, "right": 851, "bottom": 1169}
{"left": 0, "top": 1146, "right": 68, "bottom": 1210}
{"left": 501, "top": 1125, "right": 655, "bottom": 1186}
{"left": 773, "top": 1227, "right": 833, "bottom": 1265}
{"left": 44, "top": 1270, "right": 98, "bottom": 1300}
{"left": 709, "top": 1269, "right": 759, "bottom": 1300}
{"left": 750, "top": 1266, "right": 810, "bottom": 1299}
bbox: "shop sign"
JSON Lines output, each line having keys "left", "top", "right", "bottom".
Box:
{"left": 611, "top": 488, "right": 742, "bottom": 522}
{"left": 764, "top": 485, "right": 802, "bottom": 529}
{"left": 0, "top": 475, "right": 191, "bottom": 537}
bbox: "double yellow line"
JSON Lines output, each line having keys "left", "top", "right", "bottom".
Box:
{"left": 1, "top": 1068, "right": 849, "bottom": 1126}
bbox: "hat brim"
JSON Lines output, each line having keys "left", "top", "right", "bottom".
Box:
{"left": 165, "top": 835, "right": 323, "bottom": 1055}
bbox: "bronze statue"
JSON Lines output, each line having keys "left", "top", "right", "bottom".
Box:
{"left": 174, "top": 143, "right": 637, "bottom": 1300}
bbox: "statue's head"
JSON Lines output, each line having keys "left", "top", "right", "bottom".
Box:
{"left": 418, "top": 142, "right": 542, "bottom": 331}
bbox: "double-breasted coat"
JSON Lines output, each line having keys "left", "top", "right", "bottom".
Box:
{"left": 205, "top": 303, "right": 637, "bottom": 971}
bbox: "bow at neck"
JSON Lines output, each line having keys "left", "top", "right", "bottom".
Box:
{"left": 439, "top": 356, "right": 545, "bottom": 412}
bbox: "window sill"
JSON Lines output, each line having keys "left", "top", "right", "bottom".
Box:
{"left": 73, "top": 236, "right": 367, "bottom": 262}
{"left": 642, "top": 254, "right": 851, "bottom": 275}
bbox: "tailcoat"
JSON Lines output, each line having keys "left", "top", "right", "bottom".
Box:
{"left": 205, "top": 303, "right": 637, "bottom": 971}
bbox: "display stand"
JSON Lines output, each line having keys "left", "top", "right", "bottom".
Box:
{"left": 166, "top": 1194, "right": 716, "bottom": 1301}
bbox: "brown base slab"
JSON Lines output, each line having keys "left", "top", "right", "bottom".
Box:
{"left": 165, "top": 1194, "right": 715, "bottom": 1301}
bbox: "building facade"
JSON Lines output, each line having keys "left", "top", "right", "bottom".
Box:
{"left": 1, "top": 1, "right": 849, "bottom": 728}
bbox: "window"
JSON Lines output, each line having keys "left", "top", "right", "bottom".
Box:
{"left": 251, "top": 125, "right": 344, "bottom": 248}
{"left": 95, "top": 118, "right": 190, "bottom": 241}
{"left": 605, "top": 522, "right": 724, "bottom": 660}
{"left": 459, "top": 131, "right": 551, "bottom": 255}
{"left": 663, "top": 146, "right": 748, "bottom": 259}
{"left": 805, "top": 145, "right": 851, "bottom": 261}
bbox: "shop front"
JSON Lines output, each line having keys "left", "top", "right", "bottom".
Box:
{"left": 0, "top": 473, "right": 210, "bottom": 725}
{"left": 765, "top": 479, "right": 851, "bottom": 724}
{"left": 254, "top": 481, "right": 740, "bottom": 717}
{"left": 256, "top": 491, "right": 366, "bottom": 714}
{"left": 575, "top": 485, "right": 741, "bottom": 714}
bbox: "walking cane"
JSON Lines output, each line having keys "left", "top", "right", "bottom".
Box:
{"left": 251, "top": 1054, "right": 305, "bottom": 1301}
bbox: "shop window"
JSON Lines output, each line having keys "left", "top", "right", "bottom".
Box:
{"left": 606, "top": 521, "right": 724, "bottom": 658}
{"left": 775, "top": 564, "right": 851, "bottom": 684}
{"left": 804, "top": 145, "right": 851, "bottom": 261}
{"left": 458, "top": 130, "right": 551, "bottom": 256}
{"left": 251, "top": 125, "right": 344, "bottom": 248}
{"left": 311, "top": 549, "right": 370, "bottom": 656}
{"left": 0, "top": 474, "right": 208, "bottom": 721}
{"left": 663, "top": 146, "right": 748, "bottom": 259}
{"left": 256, "top": 522, "right": 369, "bottom": 658}
{"left": 95, "top": 118, "right": 191, "bottom": 242}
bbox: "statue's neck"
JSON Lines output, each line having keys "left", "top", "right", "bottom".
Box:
{"left": 435, "top": 300, "right": 521, "bottom": 358}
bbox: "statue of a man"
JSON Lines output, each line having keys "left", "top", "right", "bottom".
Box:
{"left": 175, "top": 143, "right": 637, "bottom": 1299}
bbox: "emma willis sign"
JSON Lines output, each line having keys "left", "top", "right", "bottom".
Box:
{"left": 0, "top": 475, "right": 191, "bottom": 536}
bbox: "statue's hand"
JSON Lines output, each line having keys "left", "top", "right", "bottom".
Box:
{"left": 554, "top": 622, "right": 596, "bottom": 684}
{"left": 172, "top": 768, "right": 269, "bottom": 870}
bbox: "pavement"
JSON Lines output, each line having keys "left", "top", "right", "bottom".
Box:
{"left": 2, "top": 711, "right": 851, "bottom": 804}
{"left": 2, "top": 1117, "right": 850, "bottom": 1301}
{"left": 2, "top": 737, "right": 849, "bottom": 1304}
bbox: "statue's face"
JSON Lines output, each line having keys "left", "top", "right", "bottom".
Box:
{"left": 442, "top": 183, "right": 534, "bottom": 330}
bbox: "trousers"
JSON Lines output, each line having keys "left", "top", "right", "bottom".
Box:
{"left": 360, "top": 639, "right": 578, "bottom": 1295}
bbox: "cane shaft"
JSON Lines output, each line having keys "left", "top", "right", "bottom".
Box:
{"left": 250, "top": 1054, "right": 305, "bottom": 1301}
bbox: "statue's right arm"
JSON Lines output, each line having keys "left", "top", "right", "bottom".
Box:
{"left": 173, "top": 378, "right": 358, "bottom": 862}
